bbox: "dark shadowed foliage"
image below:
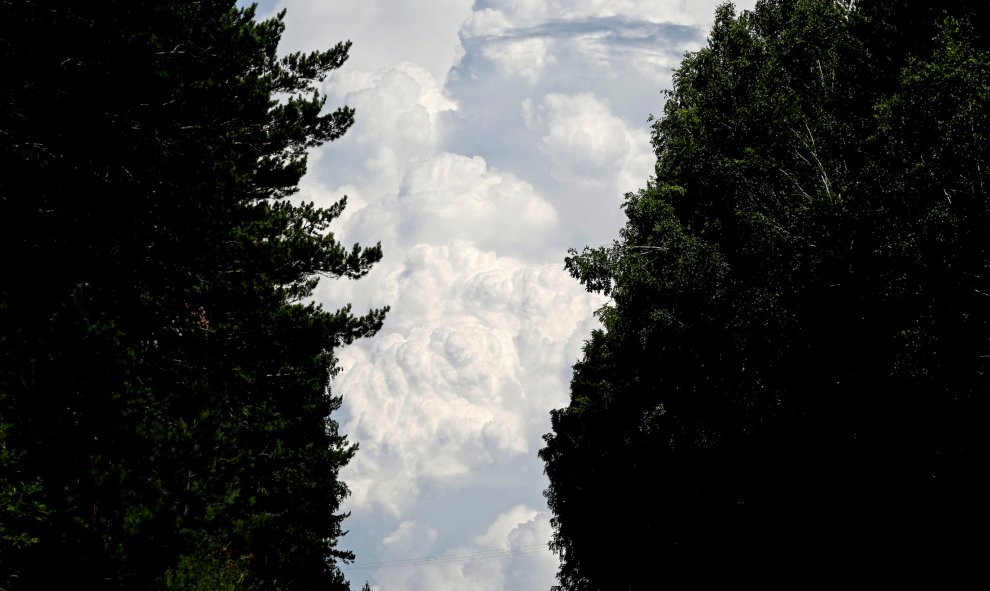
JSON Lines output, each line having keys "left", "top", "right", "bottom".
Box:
{"left": 0, "top": 2, "right": 386, "bottom": 589}
{"left": 541, "top": 1, "right": 990, "bottom": 587}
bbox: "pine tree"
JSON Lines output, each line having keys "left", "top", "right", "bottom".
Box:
{"left": 0, "top": 2, "right": 385, "bottom": 589}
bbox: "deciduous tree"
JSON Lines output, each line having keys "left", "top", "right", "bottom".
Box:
{"left": 542, "top": 1, "right": 990, "bottom": 586}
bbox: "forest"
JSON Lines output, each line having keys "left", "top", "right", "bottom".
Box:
{"left": 542, "top": 0, "right": 990, "bottom": 587}
{"left": 2, "top": 0, "right": 989, "bottom": 590}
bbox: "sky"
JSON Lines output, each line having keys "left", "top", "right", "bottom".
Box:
{"left": 242, "top": 1, "right": 755, "bottom": 589}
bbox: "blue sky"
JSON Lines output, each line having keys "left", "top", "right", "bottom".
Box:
{"left": 238, "top": 1, "right": 755, "bottom": 589}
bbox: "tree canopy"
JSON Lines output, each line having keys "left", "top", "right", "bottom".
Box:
{"left": 541, "top": 0, "right": 990, "bottom": 586}
{"left": 1, "top": 2, "right": 385, "bottom": 589}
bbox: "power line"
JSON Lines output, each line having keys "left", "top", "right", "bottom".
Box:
{"left": 340, "top": 544, "right": 551, "bottom": 571}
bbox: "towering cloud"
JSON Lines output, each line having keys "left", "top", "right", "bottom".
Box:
{"left": 256, "top": 1, "right": 757, "bottom": 588}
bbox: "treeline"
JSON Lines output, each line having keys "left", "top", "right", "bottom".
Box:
{"left": 0, "top": 2, "right": 385, "bottom": 589}
{"left": 542, "top": 0, "right": 990, "bottom": 586}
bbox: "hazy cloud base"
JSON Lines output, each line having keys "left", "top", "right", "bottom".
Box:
{"left": 248, "top": 1, "right": 756, "bottom": 589}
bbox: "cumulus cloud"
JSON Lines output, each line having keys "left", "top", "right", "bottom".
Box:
{"left": 381, "top": 520, "right": 440, "bottom": 560}
{"left": 365, "top": 506, "right": 559, "bottom": 591}
{"left": 481, "top": 37, "right": 557, "bottom": 82}
{"left": 523, "top": 92, "right": 631, "bottom": 186}
{"left": 462, "top": 7, "right": 514, "bottom": 37}
{"left": 535, "top": 92, "right": 654, "bottom": 194}
{"left": 248, "top": 0, "right": 760, "bottom": 588}
{"left": 444, "top": 4, "right": 709, "bottom": 250}
{"left": 394, "top": 153, "right": 558, "bottom": 255}
{"left": 312, "top": 150, "right": 560, "bottom": 267}
{"left": 333, "top": 242, "right": 603, "bottom": 516}
{"left": 302, "top": 61, "right": 456, "bottom": 206}
{"left": 268, "top": 0, "right": 474, "bottom": 83}
{"left": 468, "top": 0, "right": 729, "bottom": 26}
{"left": 458, "top": 2, "right": 713, "bottom": 93}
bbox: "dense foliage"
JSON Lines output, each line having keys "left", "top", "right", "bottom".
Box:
{"left": 0, "top": 2, "right": 385, "bottom": 589}
{"left": 542, "top": 0, "right": 990, "bottom": 586}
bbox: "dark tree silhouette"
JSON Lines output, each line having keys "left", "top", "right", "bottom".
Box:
{"left": 0, "top": 2, "right": 385, "bottom": 589}
{"left": 542, "top": 1, "right": 990, "bottom": 587}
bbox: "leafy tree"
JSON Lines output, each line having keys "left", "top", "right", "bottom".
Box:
{"left": 541, "top": 1, "right": 990, "bottom": 587}
{"left": 0, "top": 2, "right": 385, "bottom": 589}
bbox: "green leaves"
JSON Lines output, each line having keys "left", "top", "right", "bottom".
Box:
{"left": 542, "top": 1, "right": 990, "bottom": 586}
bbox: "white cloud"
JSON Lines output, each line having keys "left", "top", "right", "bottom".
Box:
{"left": 334, "top": 242, "right": 603, "bottom": 516}
{"left": 468, "top": 1, "right": 550, "bottom": 28}
{"left": 299, "top": 61, "right": 564, "bottom": 260}
{"left": 470, "top": 0, "right": 745, "bottom": 27}
{"left": 270, "top": 0, "right": 474, "bottom": 84}
{"left": 316, "top": 151, "right": 559, "bottom": 264}
{"left": 444, "top": 3, "right": 709, "bottom": 250}
{"left": 525, "top": 92, "right": 629, "bottom": 185}
{"left": 462, "top": 7, "right": 514, "bottom": 37}
{"left": 255, "top": 1, "right": 761, "bottom": 589}
{"left": 466, "top": 0, "right": 703, "bottom": 29}
{"left": 381, "top": 520, "right": 440, "bottom": 560}
{"left": 550, "top": 0, "right": 722, "bottom": 24}
{"left": 482, "top": 37, "right": 557, "bottom": 82}
{"left": 368, "top": 506, "right": 558, "bottom": 591}
{"left": 474, "top": 505, "right": 539, "bottom": 548}
{"left": 395, "top": 153, "right": 558, "bottom": 254}
{"left": 523, "top": 92, "right": 653, "bottom": 191}
{"left": 304, "top": 61, "right": 456, "bottom": 204}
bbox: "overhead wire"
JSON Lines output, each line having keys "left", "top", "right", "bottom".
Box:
{"left": 340, "top": 544, "right": 551, "bottom": 571}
